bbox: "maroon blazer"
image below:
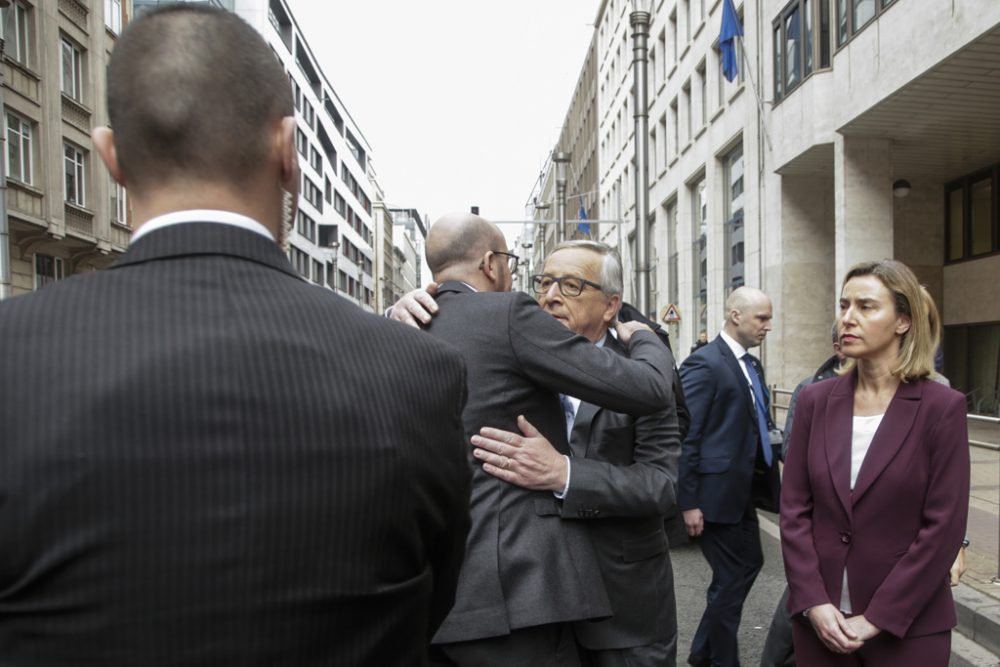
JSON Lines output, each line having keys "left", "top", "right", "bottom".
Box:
{"left": 780, "top": 372, "right": 970, "bottom": 639}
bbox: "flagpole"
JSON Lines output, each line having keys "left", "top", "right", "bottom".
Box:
{"left": 737, "top": 33, "right": 773, "bottom": 152}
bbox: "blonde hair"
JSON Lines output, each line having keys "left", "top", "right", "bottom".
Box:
{"left": 838, "top": 259, "right": 935, "bottom": 382}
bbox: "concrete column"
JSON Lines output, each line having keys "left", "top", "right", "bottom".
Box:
{"left": 833, "top": 135, "right": 893, "bottom": 289}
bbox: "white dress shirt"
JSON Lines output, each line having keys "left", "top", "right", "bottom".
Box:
{"left": 130, "top": 209, "right": 274, "bottom": 243}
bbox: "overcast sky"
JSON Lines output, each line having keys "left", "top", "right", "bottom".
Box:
{"left": 289, "top": 1, "right": 600, "bottom": 233}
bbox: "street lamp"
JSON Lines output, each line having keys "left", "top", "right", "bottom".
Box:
{"left": 553, "top": 152, "right": 570, "bottom": 243}
{"left": 630, "top": 0, "right": 653, "bottom": 318}
{"left": 520, "top": 241, "right": 533, "bottom": 294}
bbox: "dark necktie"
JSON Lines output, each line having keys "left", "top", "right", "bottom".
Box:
{"left": 742, "top": 354, "right": 773, "bottom": 467}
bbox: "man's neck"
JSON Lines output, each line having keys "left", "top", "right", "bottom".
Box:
{"left": 131, "top": 185, "right": 281, "bottom": 241}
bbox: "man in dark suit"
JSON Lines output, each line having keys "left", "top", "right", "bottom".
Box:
{"left": 0, "top": 6, "right": 470, "bottom": 666}
{"left": 417, "top": 215, "right": 674, "bottom": 666}
{"left": 470, "top": 240, "right": 682, "bottom": 666}
{"left": 679, "top": 287, "right": 778, "bottom": 667}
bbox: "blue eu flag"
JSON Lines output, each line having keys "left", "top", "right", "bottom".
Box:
{"left": 577, "top": 197, "right": 590, "bottom": 235}
{"left": 720, "top": 0, "right": 743, "bottom": 82}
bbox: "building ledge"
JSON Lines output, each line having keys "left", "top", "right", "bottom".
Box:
{"left": 710, "top": 106, "right": 725, "bottom": 123}
{"left": 694, "top": 125, "right": 708, "bottom": 141}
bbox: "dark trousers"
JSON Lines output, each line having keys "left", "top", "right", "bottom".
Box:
{"left": 791, "top": 616, "right": 950, "bottom": 666}
{"left": 689, "top": 502, "right": 763, "bottom": 667}
{"left": 759, "top": 587, "right": 795, "bottom": 667}
{"left": 430, "top": 622, "right": 580, "bottom": 667}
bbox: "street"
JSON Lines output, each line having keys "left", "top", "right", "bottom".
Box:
{"left": 671, "top": 512, "right": 787, "bottom": 666}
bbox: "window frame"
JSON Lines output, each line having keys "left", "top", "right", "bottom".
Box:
{"left": 6, "top": 110, "right": 33, "bottom": 185}
{"left": 63, "top": 141, "right": 86, "bottom": 207}
{"left": 945, "top": 165, "right": 999, "bottom": 264}
{"left": 60, "top": 37, "right": 84, "bottom": 102}
{"left": 109, "top": 175, "right": 127, "bottom": 225}
{"left": 104, "top": 0, "right": 122, "bottom": 35}
{"left": 34, "top": 253, "right": 64, "bottom": 290}
{"left": 2, "top": 0, "right": 31, "bottom": 66}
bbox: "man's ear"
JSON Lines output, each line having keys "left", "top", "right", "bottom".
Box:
{"left": 92, "top": 127, "right": 124, "bottom": 185}
{"left": 277, "top": 116, "right": 299, "bottom": 195}
{"left": 480, "top": 251, "right": 498, "bottom": 282}
{"left": 603, "top": 294, "right": 622, "bottom": 325}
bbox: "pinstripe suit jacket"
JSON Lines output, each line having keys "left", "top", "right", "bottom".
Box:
{"left": 425, "top": 281, "right": 674, "bottom": 645}
{"left": 0, "top": 222, "right": 471, "bottom": 666}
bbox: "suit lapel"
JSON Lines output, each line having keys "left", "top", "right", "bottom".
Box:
{"left": 851, "top": 380, "right": 923, "bottom": 504}
{"left": 716, "top": 337, "right": 755, "bottom": 421}
{"left": 824, "top": 373, "right": 855, "bottom": 518}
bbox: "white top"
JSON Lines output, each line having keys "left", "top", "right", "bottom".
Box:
{"left": 840, "top": 412, "right": 885, "bottom": 613}
{"left": 130, "top": 209, "right": 274, "bottom": 243}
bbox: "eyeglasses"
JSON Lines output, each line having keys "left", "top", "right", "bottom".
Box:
{"left": 531, "top": 274, "right": 603, "bottom": 297}
{"left": 492, "top": 250, "right": 519, "bottom": 274}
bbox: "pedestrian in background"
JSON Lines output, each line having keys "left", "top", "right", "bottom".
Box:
{"left": 780, "top": 260, "right": 970, "bottom": 666}
{"left": 0, "top": 6, "right": 471, "bottom": 665}
{"left": 678, "top": 287, "right": 780, "bottom": 667}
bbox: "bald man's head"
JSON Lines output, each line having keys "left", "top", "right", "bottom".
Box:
{"left": 425, "top": 213, "right": 509, "bottom": 289}
{"left": 724, "top": 286, "right": 773, "bottom": 350}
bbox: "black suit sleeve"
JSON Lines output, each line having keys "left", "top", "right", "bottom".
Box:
{"left": 677, "top": 352, "right": 716, "bottom": 511}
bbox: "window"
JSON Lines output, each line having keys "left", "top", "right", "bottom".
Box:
{"left": 302, "top": 98, "right": 315, "bottom": 130}
{"left": 289, "top": 245, "right": 309, "bottom": 279}
{"left": 64, "top": 142, "right": 86, "bottom": 206}
{"left": 669, "top": 10, "right": 678, "bottom": 65}
{"left": 312, "top": 259, "right": 323, "bottom": 285}
{"left": 34, "top": 254, "right": 64, "bottom": 290}
{"left": 666, "top": 200, "right": 679, "bottom": 306}
{"left": 309, "top": 145, "right": 322, "bottom": 173}
{"left": 773, "top": 0, "right": 831, "bottom": 102}
{"left": 658, "top": 28, "right": 668, "bottom": 76}
{"left": 696, "top": 61, "right": 707, "bottom": 128}
{"left": 301, "top": 174, "right": 323, "bottom": 212}
{"left": 297, "top": 210, "right": 317, "bottom": 243}
{"left": 835, "top": 0, "right": 891, "bottom": 46}
{"left": 105, "top": 0, "right": 122, "bottom": 34}
{"left": 333, "top": 191, "right": 346, "bottom": 217}
{"left": 944, "top": 322, "right": 1000, "bottom": 416}
{"left": 110, "top": 176, "right": 127, "bottom": 225}
{"left": 723, "top": 143, "right": 745, "bottom": 292}
{"left": 669, "top": 97, "right": 679, "bottom": 161}
{"left": 691, "top": 176, "right": 708, "bottom": 335}
{"left": 946, "top": 165, "right": 1000, "bottom": 262}
{"left": 682, "top": 80, "right": 692, "bottom": 144}
{"left": 295, "top": 128, "right": 308, "bottom": 156}
{"left": 1, "top": 1, "right": 30, "bottom": 66}
{"left": 324, "top": 176, "right": 332, "bottom": 204}
{"left": 658, "top": 114, "right": 668, "bottom": 170}
{"left": 6, "top": 111, "right": 32, "bottom": 184}
{"left": 60, "top": 38, "right": 83, "bottom": 102}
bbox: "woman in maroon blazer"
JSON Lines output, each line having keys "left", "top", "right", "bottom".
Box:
{"left": 780, "top": 259, "right": 970, "bottom": 665}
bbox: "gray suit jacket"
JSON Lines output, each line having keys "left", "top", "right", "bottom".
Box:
{"left": 425, "top": 281, "right": 673, "bottom": 644}
{"left": 565, "top": 334, "right": 681, "bottom": 650}
{"left": 0, "top": 223, "right": 470, "bottom": 666}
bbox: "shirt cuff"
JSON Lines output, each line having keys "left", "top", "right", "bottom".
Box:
{"left": 553, "top": 455, "right": 571, "bottom": 500}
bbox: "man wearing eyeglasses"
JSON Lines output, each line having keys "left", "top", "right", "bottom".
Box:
{"left": 470, "top": 240, "right": 682, "bottom": 667}
{"left": 412, "top": 214, "right": 675, "bottom": 667}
